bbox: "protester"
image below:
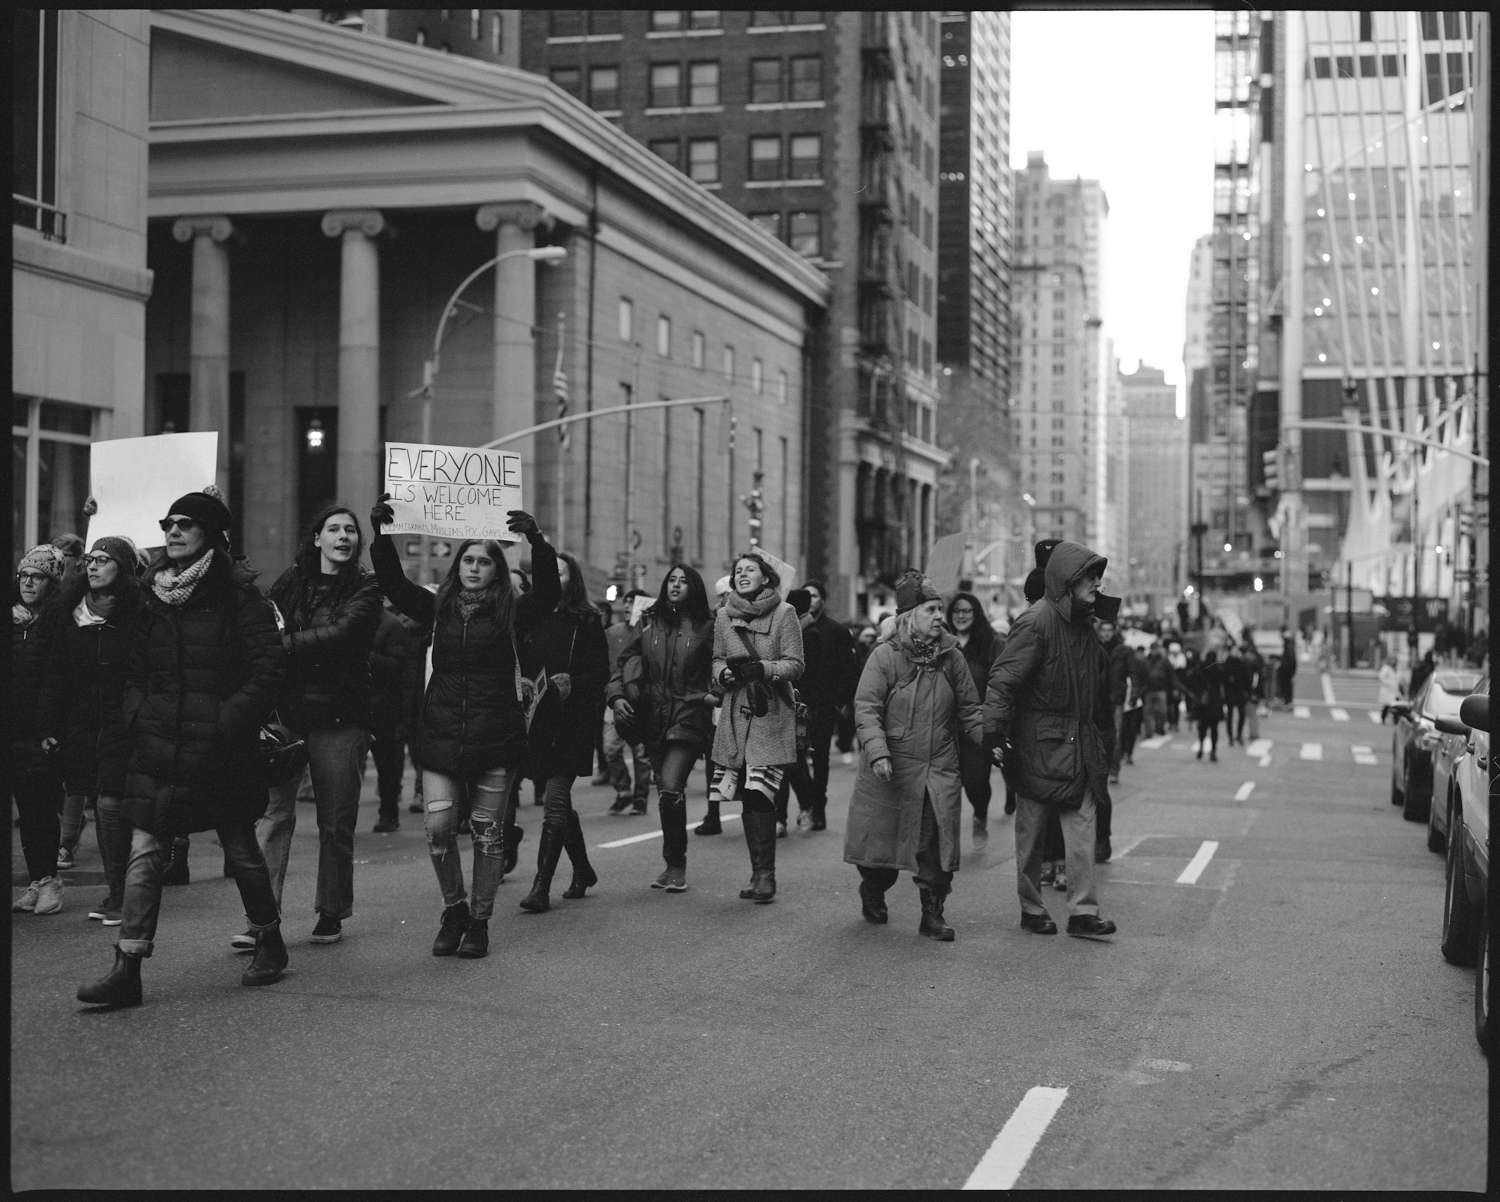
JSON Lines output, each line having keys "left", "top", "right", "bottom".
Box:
{"left": 369, "top": 495, "right": 559, "bottom": 959}
{"left": 602, "top": 600, "right": 654, "bottom": 816}
{"left": 39, "top": 537, "right": 141, "bottom": 925}
{"left": 513, "top": 550, "right": 607, "bottom": 912}
{"left": 369, "top": 601, "right": 411, "bottom": 832}
{"left": 712, "top": 551, "right": 804, "bottom": 903}
{"left": 1242, "top": 638, "right": 1265, "bottom": 740}
{"left": 12, "top": 545, "right": 68, "bottom": 916}
{"left": 1275, "top": 627, "right": 1298, "bottom": 707}
{"left": 947, "top": 591, "right": 1000, "bottom": 836}
{"left": 845, "top": 572, "right": 983, "bottom": 940}
{"left": 783, "top": 587, "right": 823, "bottom": 833}
{"left": 608, "top": 564, "right": 716, "bottom": 891}
{"left": 1120, "top": 640, "right": 1147, "bottom": 767}
{"left": 1186, "top": 649, "right": 1224, "bottom": 762}
{"left": 1142, "top": 641, "right": 1174, "bottom": 737}
{"left": 1099, "top": 616, "right": 1131, "bottom": 785}
{"left": 78, "top": 489, "right": 287, "bottom": 1008}
{"left": 985, "top": 540, "right": 1117, "bottom": 940}
{"left": 1166, "top": 639, "right": 1187, "bottom": 729}
{"left": 1221, "top": 643, "right": 1250, "bottom": 746}
{"left": 402, "top": 602, "right": 431, "bottom": 815}
{"left": 1377, "top": 654, "right": 1402, "bottom": 723}
{"left": 801, "top": 579, "right": 857, "bottom": 825}
{"left": 51, "top": 532, "right": 86, "bottom": 589}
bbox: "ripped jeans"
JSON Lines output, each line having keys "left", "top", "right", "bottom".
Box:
{"left": 422, "top": 766, "right": 516, "bottom": 921}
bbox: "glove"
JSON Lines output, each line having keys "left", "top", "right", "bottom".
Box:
{"left": 737, "top": 661, "right": 766, "bottom": 683}
{"left": 371, "top": 492, "right": 395, "bottom": 532}
{"left": 872, "top": 757, "right": 893, "bottom": 782}
{"left": 506, "top": 510, "right": 540, "bottom": 538}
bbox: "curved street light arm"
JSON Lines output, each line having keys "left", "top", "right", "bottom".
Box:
{"left": 1283, "top": 419, "right": 1488, "bottom": 468}
{"left": 479, "top": 395, "right": 730, "bottom": 450}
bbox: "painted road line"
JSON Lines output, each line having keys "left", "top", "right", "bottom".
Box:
{"left": 1321, "top": 673, "right": 1337, "bottom": 704}
{"left": 1259, "top": 753, "right": 1272, "bottom": 768}
{"left": 1300, "top": 743, "right": 1323, "bottom": 761}
{"left": 597, "top": 814, "right": 741, "bottom": 849}
{"left": 1137, "top": 734, "right": 1172, "bottom": 750}
{"left": 1293, "top": 705, "right": 1312, "bottom": 719}
{"left": 1351, "top": 745, "right": 1378, "bottom": 766}
{"left": 1245, "top": 738, "right": 1273, "bottom": 757}
{"left": 1368, "top": 710, "right": 1383, "bottom": 723}
{"left": 963, "top": 1086, "right": 1069, "bottom": 1190}
{"left": 1234, "top": 781, "right": 1256, "bottom": 801}
{"left": 1109, "top": 833, "right": 1151, "bottom": 861}
{"left": 1176, "top": 840, "right": 1220, "bottom": 885}
{"left": 1330, "top": 708, "right": 1350, "bottom": 722}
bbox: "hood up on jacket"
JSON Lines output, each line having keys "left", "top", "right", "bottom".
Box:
{"left": 1042, "top": 541, "right": 1108, "bottom": 623}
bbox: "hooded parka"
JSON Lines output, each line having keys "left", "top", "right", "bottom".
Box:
{"left": 983, "top": 541, "right": 1113, "bottom": 808}
{"left": 607, "top": 605, "right": 717, "bottom": 754}
{"left": 844, "top": 624, "right": 984, "bottom": 874}
{"left": 520, "top": 606, "right": 610, "bottom": 780}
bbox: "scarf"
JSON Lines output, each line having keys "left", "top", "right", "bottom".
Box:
{"left": 725, "top": 586, "right": 782, "bottom": 622}
{"left": 12, "top": 602, "right": 37, "bottom": 626}
{"left": 454, "top": 588, "right": 485, "bottom": 623}
{"left": 75, "top": 597, "right": 110, "bottom": 627}
{"left": 152, "top": 549, "right": 215, "bottom": 607}
{"left": 894, "top": 611, "right": 941, "bottom": 665}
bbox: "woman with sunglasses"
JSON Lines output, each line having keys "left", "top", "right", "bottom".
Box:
{"left": 369, "top": 494, "right": 559, "bottom": 959}
{"left": 78, "top": 490, "right": 287, "bottom": 1008}
{"left": 12, "top": 545, "right": 68, "bottom": 916}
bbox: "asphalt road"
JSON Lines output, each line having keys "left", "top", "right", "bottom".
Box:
{"left": 10, "top": 668, "right": 1486, "bottom": 1189}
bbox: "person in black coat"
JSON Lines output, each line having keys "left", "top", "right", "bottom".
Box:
{"left": 1186, "top": 649, "right": 1225, "bottom": 762}
{"left": 947, "top": 591, "right": 1000, "bottom": 835}
{"left": 253, "top": 505, "right": 383, "bottom": 949}
{"left": 801, "top": 579, "right": 856, "bottom": 816}
{"left": 369, "top": 603, "right": 411, "bottom": 832}
{"left": 78, "top": 489, "right": 288, "bottom": 1009}
{"left": 1221, "top": 644, "right": 1250, "bottom": 746}
{"left": 511, "top": 550, "right": 608, "bottom": 912}
{"left": 369, "top": 495, "right": 559, "bottom": 960}
{"left": 38, "top": 536, "right": 142, "bottom": 924}
{"left": 783, "top": 588, "right": 823, "bottom": 832}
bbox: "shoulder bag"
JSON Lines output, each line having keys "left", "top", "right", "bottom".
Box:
{"left": 732, "top": 624, "right": 809, "bottom": 757}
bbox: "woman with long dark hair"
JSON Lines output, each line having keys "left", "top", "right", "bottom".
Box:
{"left": 607, "top": 564, "right": 716, "bottom": 892}
{"left": 946, "top": 591, "right": 1000, "bottom": 837}
{"left": 512, "top": 550, "right": 608, "bottom": 912}
{"left": 247, "top": 504, "right": 383, "bottom": 949}
{"left": 369, "top": 495, "right": 559, "bottom": 959}
{"left": 711, "top": 552, "right": 804, "bottom": 903}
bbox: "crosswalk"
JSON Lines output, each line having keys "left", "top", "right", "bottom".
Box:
{"left": 1132, "top": 734, "right": 1380, "bottom": 765}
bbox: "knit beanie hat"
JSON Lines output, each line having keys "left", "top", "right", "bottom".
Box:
{"left": 787, "top": 587, "right": 812, "bottom": 617}
{"left": 1033, "top": 538, "right": 1062, "bottom": 569}
{"left": 894, "top": 569, "right": 941, "bottom": 614}
{"left": 164, "top": 486, "right": 232, "bottom": 536}
{"left": 90, "top": 535, "right": 140, "bottom": 577}
{"left": 18, "top": 544, "right": 66, "bottom": 581}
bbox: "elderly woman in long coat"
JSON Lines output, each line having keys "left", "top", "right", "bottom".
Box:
{"left": 844, "top": 571, "right": 984, "bottom": 941}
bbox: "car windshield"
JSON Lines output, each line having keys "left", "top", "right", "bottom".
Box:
{"left": 1422, "top": 672, "right": 1483, "bottom": 719}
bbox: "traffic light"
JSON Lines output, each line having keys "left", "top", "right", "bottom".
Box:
{"left": 1262, "top": 447, "right": 1281, "bottom": 492}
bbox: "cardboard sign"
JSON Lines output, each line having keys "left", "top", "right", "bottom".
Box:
{"left": 383, "top": 442, "right": 523, "bottom": 542}
{"left": 87, "top": 432, "right": 218, "bottom": 550}
{"left": 924, "top": 531, "right": 969, "bottom": 596}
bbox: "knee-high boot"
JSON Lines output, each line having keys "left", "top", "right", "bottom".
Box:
{"left": 739, "top": 810, "right": 778, "bottom": 903}
{"left": 519, "top": 821, "right": 567, "bottom": 913}
{"left": 560, "top": 809, "right": 598, "bottom": 899}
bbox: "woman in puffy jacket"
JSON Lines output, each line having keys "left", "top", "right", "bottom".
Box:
{"left": 512, "top": 550, "right": 608, "bottom": 913}
{"left": 369, "top": 495, "right": 559, "bottom": 960}
{"left": 607, "top": 564, "right": 716, "bottom": 893}
{"left": 249, "top": 504, "right": 383, "bottom": 950}
{"left": 39, "top": 536, "right": 142, "bottom": 925}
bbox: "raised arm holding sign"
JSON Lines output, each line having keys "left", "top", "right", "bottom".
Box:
{"left": 383, "top": 441, "right": 525, "bottom": 542}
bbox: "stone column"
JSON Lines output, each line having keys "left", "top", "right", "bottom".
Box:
{"left": 172, "top": 215, "right": 236, "bottom": 494}
{"left": 476, "top": 202, "right": 554, "bottom": 496}
{"left": 322, "top": 209, "right": 386, "bottom": 530}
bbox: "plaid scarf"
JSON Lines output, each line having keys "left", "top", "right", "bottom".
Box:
{"left": 152, "top": 549, "right": 215, "bottom": 607}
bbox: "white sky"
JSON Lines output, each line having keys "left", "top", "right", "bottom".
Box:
{"left": 1010, "top": 9, "right": 1216, "bottom": 415}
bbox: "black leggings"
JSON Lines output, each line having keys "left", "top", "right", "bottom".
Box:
{"left": 13, "top": 765, "right": 62, "bottom": 882}
{"left": 1197, "top": 720, "right": 1219, "bottom": 754}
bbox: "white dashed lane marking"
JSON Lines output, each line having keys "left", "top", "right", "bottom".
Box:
{"left": 1234, "top": 781, "right": 1256, "bottom": 801}
{"left": 1351, "top": 745, "right": 1378, "bottom": 765}
{"left": 1244, "top": 738, "right": 1273, "bottom": 757}
{"left": 963, "top": 1086, "right": 1070, "bottom": 1190}
{"left": 1300, "top": 743, "right": 1323, "bottom": 761}
{"left": 1330, "top": 708, "right": 1350, "bottom": 722}
{"left": 1176, "top": 840, "right": 1220, "bottom": 885}
{"left": 1294, "top": 705, "right": 1312, "bottom": 719}
{"left": 597, "top": 813, "right": 741, "bottom": 849}
{"left": 1368, "top": 710, "right": 1383, "bottom": 724}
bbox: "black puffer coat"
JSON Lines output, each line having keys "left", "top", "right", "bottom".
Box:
{"left": 11, "top": 603, "right": 60, "bottom": 778}
{"left": 122, "top": 553, "right": 285, "bottom": 836}
{"left": 371, "top": 532, "right": 560, "bottom": 777}
{"left": 369, "top": 607, "right": 411, "bottom": 733}
{"left": 39, "top": 582, "right": 140, "bottom": 796}
{"left": 520, "top": 608, "right": 610, "bottom": 780}
{"left": 606, "top": 606, "right": 716, "bottom": 754}
{"left": 267, "top": 564, "right": 383, "bottom": 729}
{"left": 983, "top": 541, "right": 1113, "bottom": 808}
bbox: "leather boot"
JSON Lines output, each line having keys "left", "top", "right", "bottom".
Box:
{"left": 858, "top": 879, "right": 889, "bottom": 924}
{"left": 560, "top": 809, "right": 598, "bottom": 899}
{"left": 431, "top": 900, "right": 470, "bottom": 956}
{"left": 520, "top": 822, "right": 566, "bottom": 913}
{"left": 739, "top": 811, "right": 777, "bottom": 903}
{"left": 501, "top": 824, "right": 525, "bottom": 877}
{"left": 162, "top": 836, "right": 190, "bottom": 886}
{"left": 241, "top": 925, "right": 289, "bottom": 986}
{"left": 77, "top": 946, "right": 143, "bottom": 1007}
{"left": 738, "top": 808, "right": 763, "bottom": 899}
{"left": 694, "top": 796, "right": 722, "bottom": 835}
{"left": 918, "top": 884, "right": 955, "bottom": 941}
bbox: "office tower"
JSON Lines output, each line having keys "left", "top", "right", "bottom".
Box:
{"left": 1121, "top": 362, "right": 1188, "bottom": 609}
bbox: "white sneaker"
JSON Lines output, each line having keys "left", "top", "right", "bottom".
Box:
{"left": 841, "top": 752, "right": 854, "bottom": 766}
{"left": 33, "top": 876, "right": 64, "bottom": 915}
{"left": 12, "top": 881, "right": 42, "bottom": 912}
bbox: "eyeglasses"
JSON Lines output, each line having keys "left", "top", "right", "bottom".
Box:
{"left": 158, "top": 517, "right": 200, "bottom": 533}
{"left": 82, "top": 554, "right": 116, "bottom": 567}
{"left": 16, "top": 571, "right": 49, "bottom": 585}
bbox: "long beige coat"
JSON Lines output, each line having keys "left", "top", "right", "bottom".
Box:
{"left": 711, "top": 597, "right": 804, "bottom": 768}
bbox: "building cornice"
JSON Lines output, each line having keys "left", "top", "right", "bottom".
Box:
{"left": 12, "top": 230, "right": 154, "bottom": 301}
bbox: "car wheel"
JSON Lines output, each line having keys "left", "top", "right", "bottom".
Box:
{"left": 1426, "top": 792, "right": 1446, "bottom": 853}
{"left": 1441, "top": 804, "right": 1479, "bottom": 967}
{"left": 1390, "top": 744, "right": 1404, "bottom": 805}
{"left": 1477, "top": 907, "right": 1493, "bottom": 1056}
{"left": 1401, "top": 757, "right": 1429, "bottom": 823}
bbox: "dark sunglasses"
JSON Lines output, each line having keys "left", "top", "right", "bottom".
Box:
{"left": 158, "top": 517, "right": 200, "bottom": 533}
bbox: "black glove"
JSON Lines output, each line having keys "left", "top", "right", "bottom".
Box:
{"left": 506, "top": 510, "right": 540, "bottom": 539}
{"left": 737, "top": 661, "right": 766, "bottom": 682}
{"left": 371, "top": 492, "right": 394, "bottom": 532}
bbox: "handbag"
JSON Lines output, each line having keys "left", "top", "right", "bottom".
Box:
{"left": 260, "top": 602, "right": 307, "bottom": 786}
{"left": 731, "top": 624, "right": 810, "bottom": 757}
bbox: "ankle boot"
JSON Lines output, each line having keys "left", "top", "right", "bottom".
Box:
{"left": 432, "top": 900, "right": 470, "bottom": 956}
{"left": 457, "top": 917, "right": 489, "bottom": 958}
{"left": 241, "top": 925, "right": 289, "bottom": 986}
{"left": 918, "top": 885, "right": 955, "bottom": 941}
{"left": 501, "top": 825, "right": 525, "bottom": 877}
{"left": 77, "top": 946, "right": 143, "bottom": 1007}
{"left": 560, "top": 809, "right": 598, "bottom": 899}
{"left": 520, "top": 823, "right": 566, "bottom": 913}
{"left": 694, "top": 797, "right": 722, "bottom": 835}
{"left": 858, "top": 879, "right": 889, "bottom": 924}
{"left": 163, "top": 836, "right": 190, "bottom": 886}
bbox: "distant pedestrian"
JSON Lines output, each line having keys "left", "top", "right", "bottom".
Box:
{"left": 1142, "top": 642, "right": 1173, "bottom": 737}
{"left": 368, "top": 602, "right": 411, "bottom": 832}
{"left": 784, "top": 587, "right": 824, "bottom": 833}
{"left": 602, "top": 602, "right": 654, "bottom": 815}
{"left": 712, "top": 552, "right": 804, "bottom": 904}
{"left": 1166, "top": 640, "right": 1187, "bottom": 729}
{"left": 1221, "top": 644, "right": 1249, "bottom": 745}
{"left": 1186, "top": 650, "right": 1224, "bottom": 762}
{"left": 1120, "top": 641, "right": 1147, "bottom": 765}
{"left": 1377, "top": 655, "right": 1401, "bottom": 722}
{"left": 1242, "top": 639, "right": 1265, "bottom": 739}
{"left": 985, "top": 540, "right": 1118, "bottom": 940}
{"left": 1099, "top": 616, "right": 1130, "bottom": 784}
{"left": 1409, "top": 648, "right": 1436, "bottom": 700}
{"left": 370, "top": 495, "right": 560, "bottom": 960}
{"left": 947, "top": 591, "right": 1000, "bottom": 836}
{"left": 845, "top": 572, "right": 983, "bottom": 940}
{"left": 800, "top": 579, "right": 857, "bottom": 823}
{"left": 1276, "top": 627, "right": 1298, "bottom": 706}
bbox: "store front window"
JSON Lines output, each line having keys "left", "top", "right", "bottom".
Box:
{"left": 12, "top": 395, "right": 95, "bottom": 565}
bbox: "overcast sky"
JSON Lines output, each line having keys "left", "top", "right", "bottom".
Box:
{"left": 1010, "top": 9, "right": 1216, "bottom": 414}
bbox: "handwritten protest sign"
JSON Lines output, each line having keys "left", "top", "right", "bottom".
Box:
{"left": 88, "top": 432, "right": 218, "bottom": 550}
{"left": 384, "top": 442, "right": 524, "bottom": 542}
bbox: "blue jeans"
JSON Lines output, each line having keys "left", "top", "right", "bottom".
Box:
{"left": 423, "top": 766, "right": 515, "bottom": 921}
{"left": 118, "top": 822, "right": 279, "bottom": 957}
{"left": 258, "top": 723, "right": 368, "bottom": 920}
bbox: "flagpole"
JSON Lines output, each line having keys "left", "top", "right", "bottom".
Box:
{"left": 554, "top": 311, "right": 567, "bottom": 550}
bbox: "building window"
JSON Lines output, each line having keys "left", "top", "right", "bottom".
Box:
{"left": 589, "top": 10, "right": 622, "bottom": 35}
{"left": 789, "top": 55, "right": 822, "bottom": 101}
{"left": 749, "top": 211, "right": 782, "bottom": 239}
{"left": 649, "top": 138, "right": 681, "bottom": 168}
{"left": 490, "top": 12, "right": 502, "bottom": 53}
{"left": 619, "top": 298, "right": 634, "bottom": 342}
{"left": 922, "top": 208, "right": 934, "bottom": 249}
{"left": 1312, "top": 57, "right": 1331, "bottom": 79}
{"left": 779, "top": 434, "right": 789, "bottom": 551}
{"left": 921, "top": 274, "right": 932, "bottom": 314}
{"left": 1382, "top": 54, "right": 1400, "bottom": 77}
{"left": 907, "top": 330, "right": 919, "bottom": 366}
{"left": 470, "top": 9, "right": 480, "bottom": 38}
{"left": 589, "top": 66, "right": 620, "bottom": 110}
{"left": 688, "top": 61, "right": 720, "bottom": 106}
{"left": 689, "top": 11, "right": 721, "bottom": 31}
{"left": 788, "top": 134, "right": 821, "bottom": 179}
{"left": 550, "top": 66, "right": 582, "bottom": 98}
{"left": 692, "top": 330, "right": 706, "bottom": 370}
{"left": 752, "top": 358, "right": 764, "bottom": 394}
{"left": 749, "top": 135, "right": 782, "bottom": 181}
{"left": 788, "top": 210, "right": 821, "bottom": 256}
{"left": 650, "top": 63, "right": 682, "bottom": 107}
{"left": 1359, "top": 55, "right": 1377, "bottom": 77}
{"left": 777, "top": 370, "right": 789, "bottom": 405}
{"left": 13, "top": 8, "right": 61, "bottom": 240}
{"left": 651, "top": 11, "right": 683, "bottom": 32}
{"left": 751, "top": 58, "right": 782, "bottom": 104}
{"left": 687, "top": 138, "right": 719, "bottom": 182}
{"left": 657, "top": 314, "right": 672, "bottom": 357}
{"left": 695, "top": 407, "right": 707, "bottom": 561}
{"left": 750, "top": 11, "right": 783, "bottom": 25}
{"left": 723, "top": 346, "right": 736, "bottom": 385}
{"left": 550, "top": 12, "right": 584, "bottom": 37}
{"left": 923, "top": 141, "right": 935, "bottom": 182}
{"left": 12, "top": 397, "right": 95, "bottom": 560}
{"left": 1335, "top": 56, "right": 1355, "bottom": 79}
{"left": 921, "top": 339, "right": 932, "bottom": 375}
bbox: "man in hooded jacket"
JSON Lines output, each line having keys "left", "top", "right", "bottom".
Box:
{"left": 984, "top": 540, "right": 1117, "bottom": 939}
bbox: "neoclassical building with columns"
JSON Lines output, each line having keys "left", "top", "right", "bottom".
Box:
{"left": 145, "top": 9, "right": 828, "bottom": 586}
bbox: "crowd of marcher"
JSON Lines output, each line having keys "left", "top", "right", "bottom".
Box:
{"left": 18, "top": 478, "right": 1300, "bottom": 1010}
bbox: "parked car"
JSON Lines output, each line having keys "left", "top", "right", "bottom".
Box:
{"left": 1389, "top": 669, "right": 1484, "bottom": 823}
{"left": 1437, "top": 687, "right": 1491, "bottom": 1055}
{"left": 1430, "top": 675, "right": 1488, "bottom": 853}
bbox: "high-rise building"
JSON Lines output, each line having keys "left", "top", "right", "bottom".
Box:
{"left": 1011, "top": 152, "right": 1108, "bottom": 549}
{"left": 1120, "top": 362, "right": 1188, "bottom": 609}
{"left": 515, "top": 10, "right": 947, "bottom": 618}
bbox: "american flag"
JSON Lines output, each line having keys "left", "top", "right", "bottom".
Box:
{"left": 553, "top": 315, "right": 570, "bottom": 450}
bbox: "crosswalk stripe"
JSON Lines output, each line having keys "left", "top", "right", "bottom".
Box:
{"left": 1293, "top": 705, "right": 1311, "bottom": 719}
{"left": 1321, "top": 673, "right": 1337, "bottom": 704}
{"left": 1245, "top": 738, "right": 1273, "bottom": 757}
{"left": 1350, "top": 744, "right": 1378, "bottom": 765}
{"left": 1137, "top": 734, "right": 1172, "bottom": 750}
{"left": 1330, "top": 708, "right": 1349, "bottom": 722}
{"left": 1176, "top": 840, "right": 1219, "bottom": 885}
{"left": 963, "top": 1086, "right": 1069, "bottom": 1190}
{"left": 1234, "top": 781, "right": 1255, "bottom": 801}
{"left": 1368, "top": 710, "right": 1382, "bottom": 724}
{"left": 1300, "top": 743, "right": 1323, "bottom": 760}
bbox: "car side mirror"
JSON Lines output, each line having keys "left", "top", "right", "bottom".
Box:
{"left": 1434, "top": 716, "right": 1470, "bottom": 737}
{"left": 1458, "top": 695, "right": 1491, "bottom": 735}
{"left": 1389, "top": 702, "right": 1411, "bottom": 717}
